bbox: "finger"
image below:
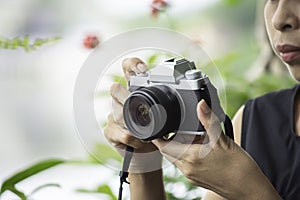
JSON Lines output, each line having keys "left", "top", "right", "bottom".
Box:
{"left": 197, "top": 99, "right": 212, "bottom": 129}
{"left": 110, "top": 83, "right": 130, "bottom": 105}
{"left": 104, "top": 123, "right": 147, "bottom": 149}
{"left": 122, "top": 57, "right": 147, "bottom": 81}
{"left": 104, "top": 114, "right": 147, "bottom": 149}
{"left": 197, "top": 99, "right": 223, "bottom": 143}
{"left": 152, "top": 138, "right": 190, "bottom": 160}
{"left": 112, "top": 100, "right": 126, "bottom": 128}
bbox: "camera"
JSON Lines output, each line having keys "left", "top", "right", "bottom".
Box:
{"left": 123, "top": 58, "right": 226, "bottom": 141}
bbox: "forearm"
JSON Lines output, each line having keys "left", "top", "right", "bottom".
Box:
{"left": 129, "top": 169, "right": 166, "bottom": 200}
{"left": 203, "top": 154, "right": 282, "bottom": 200}
{"left": 241, "top": 167, "right": 282, "bottom": 200}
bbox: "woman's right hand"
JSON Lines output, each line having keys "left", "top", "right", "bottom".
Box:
{"left": 103, "top": 57, "right": 162, "bottom": 172}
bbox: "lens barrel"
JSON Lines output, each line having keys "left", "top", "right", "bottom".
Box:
{"left": 123, "top": 85, "right": 181, "bottom": 140}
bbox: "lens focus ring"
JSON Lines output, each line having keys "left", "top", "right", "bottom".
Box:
{"left": 123, "top": 85, "right": 181, "bottom": 140}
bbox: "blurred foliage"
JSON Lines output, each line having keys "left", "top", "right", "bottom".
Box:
{"left": 112, "top": 75, "right": 128, "bottom": 88}
{"left": 202, "top": 50, "right": 296, "bottom": 118}
{"left": 76, "top": 184, "right": 118, "bottom": 200}
{"left": 223, "top": 0, "right": 241, "bottom": 6}
{"left": 206, "top": 1, "right": 256, "bottom": 30}
{"left": 164, "top": 165, "right": 199, "bottom": 200}
{"left": 89, "top": 143, "right": 122, "bottom": 164}
{"left": 0, "top": 159, "right": 64, "bottom": 199}
{"left": 85, "top": 143, "right": 201, "bottom": 200}
{"left": 0, "top": 36, "right": 61, "bottom": 52}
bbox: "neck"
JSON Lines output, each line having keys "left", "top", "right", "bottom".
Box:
{"left": 295, "top": 91, "right": 300, "bottom": 136}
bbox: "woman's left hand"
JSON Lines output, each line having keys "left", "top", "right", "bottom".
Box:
{"left": 152, "top": 100, "right": 280, "bottom": 200}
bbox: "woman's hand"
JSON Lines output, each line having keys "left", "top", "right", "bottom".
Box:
{"left": 103, "top": 57, "right": 162, "bottom": 173}
{"left": 152, "top": 100, "right": 281, "bottom": 200}
{"left": 104, "top": 83, "right": 157, "bottom": 153}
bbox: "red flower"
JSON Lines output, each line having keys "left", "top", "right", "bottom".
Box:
{"left": 83, "top": 35, "right": 100, "bottom": 49}
{"left": 151, "top": 0, "right": 169, "bottom": 18}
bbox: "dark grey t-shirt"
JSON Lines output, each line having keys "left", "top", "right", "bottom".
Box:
{"left": 242, "top": 84, "right": 300, "bottom": 200}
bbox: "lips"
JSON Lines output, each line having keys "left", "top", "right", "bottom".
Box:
{"left": 276, "top": 44, "right": 300, "bottom": 63}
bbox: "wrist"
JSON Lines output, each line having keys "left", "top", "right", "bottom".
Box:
{"left": 129, "top": 168, "right": 163, "bottom": 181}
{"left": 129, "top": 150, "right": 162, "bottom": 173}
{"left": 129, "top": 169, "right": 166, "bottom": 200}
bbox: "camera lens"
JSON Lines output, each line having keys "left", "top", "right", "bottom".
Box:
{"left": 135, "top": 104, "right": 151, "bottom": 126}
{"left": 127, "top": 96, "right": 153, "bottom": 129}
{"left": 123, "top": 85, "right": 181, "bottom": 141}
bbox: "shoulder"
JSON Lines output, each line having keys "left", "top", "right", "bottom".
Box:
{"left": 243, "top": 85, "right": 299, "bottom": 118}
{"left": 232, "top": 84, "right": 299, "bottom": 145}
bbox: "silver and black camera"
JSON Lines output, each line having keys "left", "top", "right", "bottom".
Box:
{"left": 123, "top": 58, "right": 226, "bottom": 141}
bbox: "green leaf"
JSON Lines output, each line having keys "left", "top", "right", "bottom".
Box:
{"left": 147, "top": 54, "right": 158, "bottom": 69}
{"left": 95, "top": 91, "right": 110, "bottom": 97}
{"left": 7, "top": 187, "right": 26, "bottom": 200}
{"left": 0, "top": 159, "right": 64, "bottom": 197}
{"left": 33, "top": 39, "right": 44, "bottom": 47}
{"left": 96, "top": 185, "right": 117, "bottom": 200}
{"left": 112, "top": 75, "right": 127, "bottom": 88}
{"left": 223, "top": 0, "right": 241, "bottom": 6}
{"left": 11, "top": 37, "right": 20, "bottom": 49}
{"left": 4, "top": 40, "right": 9, "bottom": 49}
{"left": 89, "top": 143, "right": 122, "bottom": 164}
{"left": 29, "top": 183, "right": 61, "bottom": 197}
{"left": 0, "top": 36, "right": 61, "bottom": 51}
{"left": 77, "top": 184, "right": 117, "bottom": 200}
{"left": 22, "top": 35, "right": 29, "bottom": 47}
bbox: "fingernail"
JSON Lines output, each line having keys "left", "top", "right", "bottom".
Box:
{"left": 137, "top": 63, "right": 147, "bottom": 72}
{"left": 200, "top": 100, "right": 210, "bottom": 114}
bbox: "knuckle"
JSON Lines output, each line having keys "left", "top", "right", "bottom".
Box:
{"left": 122, "top": 58, "right": 134, "bottom": 70}
{"left": 217, "top": 134, "right": 231, "bottom": 150}
{"left": 122, "top": 58, "right": 130, "bottom": 66}
{"left": 122, "top": 57, "right": 142, "bottom": 69}
{"left": 116, "top": 117, "right": 125, "bottom": 127}
{"left": 120, "top": 133, "right": 132, "bottom": 145}
{"left": 112, "top": 111, "right": 124, "bottom": 125}
{"left": 103, "top": 125, "right": 112, "bottom": 140}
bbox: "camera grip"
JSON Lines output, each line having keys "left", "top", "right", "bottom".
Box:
{"left": 203, "top": 80, "right": 226, "bottom": 122}
{"left": 203, "top": 80, "right": 234, "bottom": 140}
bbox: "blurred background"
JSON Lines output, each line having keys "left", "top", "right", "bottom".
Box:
{"left": 0, "top": 0, "right": 296, "bottom": 199}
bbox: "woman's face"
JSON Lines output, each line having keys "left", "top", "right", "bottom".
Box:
{"left": 264, "top": 0, "right": 300, "bottom": 81}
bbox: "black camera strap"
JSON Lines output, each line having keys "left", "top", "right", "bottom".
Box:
{"left": 118, "top": 145, "right": 134, "bottom": 200}
{"left": 224, "top": 115, "right": 234, "bottom": 140}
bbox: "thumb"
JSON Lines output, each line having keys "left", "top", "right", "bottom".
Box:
{"left": 197, "top": 99, "right": 223, "bottom": 143}
{"left": 197, "top": 99, "right": 211, "bottom": 130}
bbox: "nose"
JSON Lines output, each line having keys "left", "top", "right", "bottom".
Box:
{"left": 272, "top": 2, "right": 299, "bottom": 32}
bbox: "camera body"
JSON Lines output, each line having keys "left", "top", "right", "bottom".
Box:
{"left": 123, "top": 58, "right": 225, "bottom": 141}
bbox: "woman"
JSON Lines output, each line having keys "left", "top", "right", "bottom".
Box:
{"left": 104, "top": 0, "right": 300, "bottom": 199}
